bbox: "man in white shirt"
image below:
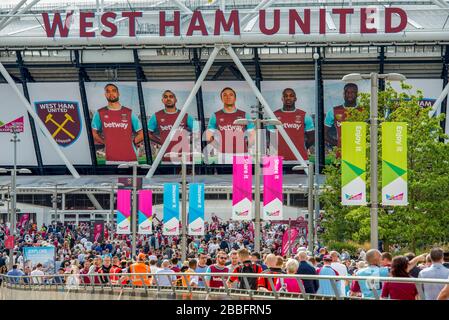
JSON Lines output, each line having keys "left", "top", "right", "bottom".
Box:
{"left": 330, "top": 251, "right": 348, "bottom": 296}
{"left": 155, "top": 260, "right": 176, "bottom": 286}
{"left": 30, "top": 263, "right": 45, "bottom": 284}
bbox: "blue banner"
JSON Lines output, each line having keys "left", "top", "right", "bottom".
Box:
{"left": 163, "top": 183, "right": 180, "bottom": 235}
{"left": 23, "top": 246, "right": 56, "bottom": 275}
{"left": 188, "top": 183, "right": 205, "bottom": 235}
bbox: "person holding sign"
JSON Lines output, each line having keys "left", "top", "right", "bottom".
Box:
{"left": 206, "top": 87, "right": 255, "bottom": 163}
{"left": 91, "top": 83, "right": 144, "bottom": 163}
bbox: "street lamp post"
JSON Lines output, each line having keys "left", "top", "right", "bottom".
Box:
{"left": 234, "top": 117, "right": 282, "bottom": 253}
{"left": 101, "top": 182, "right": 124, "bottom": 226}
{"left": 164, "top": 151, "right": 202, "bottom": 263}
{"left": 0, "top": 124, "right": 31, "bottom": 269}
{"left": 118, "top": 163, "right": 151, "bottom": 260}
{"left": 342, "top": 72, "right": 406, "bottom": 249}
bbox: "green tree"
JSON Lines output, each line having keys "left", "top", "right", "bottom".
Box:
{"left": 321, "top": 82, "right": 449, "bottom": 252}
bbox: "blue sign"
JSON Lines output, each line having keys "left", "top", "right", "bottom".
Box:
{"left": 23, "top": 246, "right": 56, "bottom": 275}
{"left": 188, "top": 183, "right": 205, "bottom": 235}
{"left": 163, "top": 183, "right": 180, "bottom": 235}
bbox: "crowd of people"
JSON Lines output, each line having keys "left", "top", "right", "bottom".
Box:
{"left": 1, "top": 219, "right": 449, "bottom": 300}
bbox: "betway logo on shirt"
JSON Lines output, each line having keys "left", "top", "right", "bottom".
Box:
{"left": 218, "top": 124, "right": 244, "bottom": 132}
{"left": 283, "top": 123, "right": 302, "bottom": 130}
{"left": 160, "top": 124, "right": 185, "bottom": 131}
{"left": 104, "top": 122, "right": 128, "bottom": 129}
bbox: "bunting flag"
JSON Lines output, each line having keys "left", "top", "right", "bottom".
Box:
{"left": 382, "top": 122, "right": 408, "bottom": 206}
{"left": 188, "top": 183, "right": 205, "bottom": 236}
{"left": 232, "top": 155, "right": 253, "bottom": 220}
{"left": 341, "top": 122, "right": 367, "bottom": 206}
{"left": 138, "top": 190, "right": 153, "bottom": 234}
{"left": 116, "top": 189, "right": 131, "bottom": 234}
{"left": 163, "top": 183, "right": 180, "bottom": 235}
{"left": 281, "top": 228, "right": 299, "bottom": 256}
{"left": 262, "top": 156, "right": 283, "bottom": 220}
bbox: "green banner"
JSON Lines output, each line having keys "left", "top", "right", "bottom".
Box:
{"left": 341, "top": 122, "right": 367, "bottom": 206}
{"left": 382, "top": 122, "right": 408, "bottom": 206}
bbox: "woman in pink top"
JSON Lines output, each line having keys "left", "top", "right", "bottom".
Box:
{"left": 381, "top": 256, "right": 418, "bottom": 300}
{"left": 275, "top": 259, "right": 302, "bottom": 294}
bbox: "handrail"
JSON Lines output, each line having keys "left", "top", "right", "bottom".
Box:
{"left": 2, "top": 272, "right": 449, "bottom": 300}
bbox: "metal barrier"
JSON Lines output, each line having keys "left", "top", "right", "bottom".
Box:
{"left": 1, "top": 272, "right": 449, "bottom": 300}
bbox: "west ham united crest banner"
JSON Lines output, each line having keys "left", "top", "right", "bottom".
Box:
{"left": 35, "top": 101, "right": 81, "bottom": 147}
{"left": 382, "top": 122, "right": 408, "bottom": 206}
{"left": 232, "top": 155, "right": 252, "bottom": 221}
{"left": 188, "top": 183, "right": 205, "bottom": 236}
{"left": 341, "top": 122, "right": 367, "bottom": 206}
{"left": 138, "top": 190, "right": 153, "bottom": 235}
{"left": 163, "top": 183, "right": 180, "bottom": 236}
{"left": 263, "top": 156, "right": 283, "bottom": 220}
{"left": 116, "top": 189, "right": 131, "bottom": 234}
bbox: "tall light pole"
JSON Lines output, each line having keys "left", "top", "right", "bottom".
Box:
{"left": 234, "top": 117, "right": 282, "bottom": 253}
{"left": 101, "top": 182, "right": 124, "bottom": 226}
{"left": 118, "top": 163, "right": 151, "bottom": 260}
{"left": 0, "top": 124, "right": 31, "bottom": 269}
{"left": 44, "top": 182, "right": 67, "bottom": 224}
{"left": 164, "top": 151, "right": 202, "bottom": 262}
{"left": 342, "top": 72, "right": 406, "bottom": 249}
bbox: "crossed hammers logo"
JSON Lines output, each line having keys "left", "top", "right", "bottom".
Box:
{"left": 45, "top": 113, "right": 75, "bottom": 139}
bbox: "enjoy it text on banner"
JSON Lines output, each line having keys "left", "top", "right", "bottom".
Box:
{"left": 138, "top": 189, "right": 153, "bottom": 234}
{"left": 188, "top": 183, "right": 205, "bottom": 236}
{"left": 232, "top": 155, "right": 253, "bottom": 221}
{"left": 263, "top": 156, "right": 283, "bottom": 220}
{"left": 163, "top": 183, "right": 180, "bottom": 235}
{"left": 116, "top": 189, "right": 131, "bottom": 234}
{"left": 341, "top": 122, "right": 367, "bottom": 205}
{"left": 382, "top": 122, "right": 408, "bottom": 206}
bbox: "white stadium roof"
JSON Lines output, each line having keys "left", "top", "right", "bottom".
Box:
{"left": 1, "top": 1, "right": 449, "bottom": 48}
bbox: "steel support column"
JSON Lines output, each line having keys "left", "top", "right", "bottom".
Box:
{"left": 440, "top": 45, "right": 449, "bottom": 138}
{"left": 75, "top": 50, "right": 97, "bottom": 173}
{"left": 193, "top": 48, "right": 207, "bottom": 174}
{"left": 315, "top": 48, "right": 325, "bottom": 173}
{"left": 133, "top": 49, "right": 153, "bottom": 165}
{"left": 379, "top": 47, "right": 386, "bottom": 91}
{"left": 16, "top": 51, "right": 44, "bottom": 175}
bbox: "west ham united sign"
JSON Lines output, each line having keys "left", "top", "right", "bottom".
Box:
{"left": 35, "top": 101, "right": 81, "bottom": 147}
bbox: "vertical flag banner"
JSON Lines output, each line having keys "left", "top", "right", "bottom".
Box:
{"left": 92, "top": 221, "right": 104, "bottom": 242}
{"left": 163, "top": 183, "right": 180, "bottom": 235}
{"left": 232, "top": 155, "right": 253, "bottom": 220}
{"left": 341, "top": 122, "right": 367, "bottom": 205}
{"left": 138, "top": 190, "right": 153, "bottom": 234}
{"left": 116, "top": 189, "right": 131, "bottom": 234}
{"left": 263, "top": 156, "right": 283, "bottom": 220}
{"left": 188, "top": 183, "right": 205, "bottom": 236}
{"left": 281, "top": 228, "right": 299, "bottom": 256}
{"left": 382, "top": 122, "right": 408, "bottom": 206}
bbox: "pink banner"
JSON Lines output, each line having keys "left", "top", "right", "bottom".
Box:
{"left": 0, "top": 116, "right": 24, "bottom": 133}
{"left": 138, "top": 190, "right": 153, "bottom": 234}
{"left": 116, "top": 189, "right": 131, "bottom": 234}
{"left": 282, "top": 228, "right": 299, "bottom": 256}
{"left": 263, "top": 156, "right": 283, "bottom": 220}
{"left": 232, "top": 155, "right": 252, "bottom": 220}
{"left": 18, "top": 213, "right": 30, "bottom": 229}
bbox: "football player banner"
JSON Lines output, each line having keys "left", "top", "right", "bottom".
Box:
{"left": 116, "top": 189, "right": 131, "bottom": 234}
{"left": 163, "top": 183, "right": 180, "bottom": 236}
{"left": 138, "top": 189, "right": 153, "bottom": 235}
{"left": 188, "top": 183, "right": 205, "bottom": 236}
{"left": 382, "top": 122, "right": 408, "bottom": 206}
{"left": 232, "top": 155, "right": 253, "bottom": 221}
{"left": 262, "top": 156, "right": 283, "bottom": 220}
{"left": 341, "top": 122, "right": 367, "bottom": 206}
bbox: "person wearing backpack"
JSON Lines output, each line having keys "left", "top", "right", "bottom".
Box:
{"left": 226, "top": 248, "right": 262, "bottom": 290}
{"left": 257, "top": 254, "right": 285, "bottom": 292}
